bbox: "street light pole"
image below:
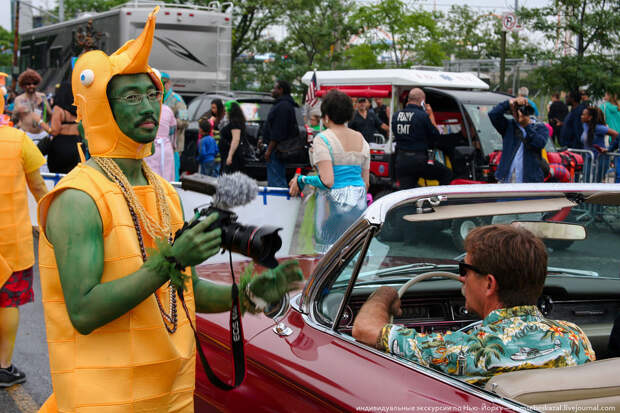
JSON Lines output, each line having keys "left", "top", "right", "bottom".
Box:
{"left": 12, "top": 0, "right": 20, "bottom": 89}
{"left": 500, "top": 31, "right": 506, "bottom": 91}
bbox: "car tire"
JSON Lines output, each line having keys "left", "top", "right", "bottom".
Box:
{"left": 450, "top": 217, "right": 486, "bottom": 250}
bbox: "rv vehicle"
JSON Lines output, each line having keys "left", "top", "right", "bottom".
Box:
{"left": 19, "top": 1, "right": 232, "bottom": 98}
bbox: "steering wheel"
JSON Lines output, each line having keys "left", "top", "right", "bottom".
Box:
{"left": 389, "top": 271, "right": 461, "bottom": 323}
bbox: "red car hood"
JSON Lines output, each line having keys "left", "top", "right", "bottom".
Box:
{"left": 195, "top": 254, "right": 321, "bottom": 340}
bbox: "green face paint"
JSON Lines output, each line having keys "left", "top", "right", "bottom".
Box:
{"left": 108, "top": 73, "right": 162, "bottom": 144}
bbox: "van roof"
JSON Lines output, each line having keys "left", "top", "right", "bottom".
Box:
{"left": 301, "top": 69, "right": 489, "bottom": 90}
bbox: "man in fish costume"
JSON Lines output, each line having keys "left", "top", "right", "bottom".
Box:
{"left": 37, "top": 8, "right": 302, "bottom": 412}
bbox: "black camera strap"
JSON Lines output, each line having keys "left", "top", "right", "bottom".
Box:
{"left": 177, "top": 250, "right": 246, "bottom": 390}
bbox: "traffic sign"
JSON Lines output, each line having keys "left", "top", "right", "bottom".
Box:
{"left": 502, "top": 12, "right": 517, "bottom": 31}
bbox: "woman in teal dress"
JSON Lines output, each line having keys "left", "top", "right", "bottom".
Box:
{"left": 289, "top": 90, "right": 370, "bottom": 253}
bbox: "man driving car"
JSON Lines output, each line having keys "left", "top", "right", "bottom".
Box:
{"left": 352, "top": 224, "right": 594, "bottom": 385}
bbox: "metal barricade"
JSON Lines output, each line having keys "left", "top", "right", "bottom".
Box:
{"left": 567, "top": 149, "right": 595, "bottom": 183}
{"left": 565, "top": 151, "right": 620, "bottom": 231}
{"left": 599, "top": 152, "right": 620, "bottom": 183}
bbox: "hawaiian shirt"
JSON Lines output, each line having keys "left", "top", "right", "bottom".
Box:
{"left": 379, "top": 305, "right": 595, "bottom": 385}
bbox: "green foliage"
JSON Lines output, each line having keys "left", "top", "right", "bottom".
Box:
{"left": 0, "top": 27, "right": 13, "bottom": 67}
{"left": 519, "top": 0, "right": 619, "bottom": 57}
{"left": 519, "top": 0, "right": 619, "bottom": 96}
{"left": 342, "top": 45, "right": 384, "bottom": 70}
{"left": 354, "top": 0, "right": 441, "bottom": 67}
{"left": 530, "top": 55, "right": 620, "bottom": 98}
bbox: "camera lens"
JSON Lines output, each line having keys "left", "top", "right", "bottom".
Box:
{"left": 222, "top": 223, "right": 282, "bottom": 268}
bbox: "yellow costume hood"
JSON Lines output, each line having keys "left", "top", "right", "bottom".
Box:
{"left": 71, "top": 7, "right": 162, "bottom": 159}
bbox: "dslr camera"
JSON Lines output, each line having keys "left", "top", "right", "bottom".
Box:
{"left": 515, "top": 103, "right": 535, "bottom": 117}
{"left": 192, "top": 206, "right": 282, "bottom": 268}
{"left": 179, "top": 173, "right": 283, "bottom": 268}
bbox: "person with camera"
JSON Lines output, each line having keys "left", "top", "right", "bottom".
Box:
{"left": 488, "top": 97, "right": 549, "bottom": 183}
{"left": 352, "top": 224, "right": 594, "bottom": 385}
{"left": 37, "top": 10, "right": 302, "bottom": 412}
{"left": 392, "top": 88, "right": 453, "bottom": 189}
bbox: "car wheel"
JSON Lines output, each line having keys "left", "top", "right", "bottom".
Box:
{"left": 450, "top": 217, "right": 486, "bottom": 250}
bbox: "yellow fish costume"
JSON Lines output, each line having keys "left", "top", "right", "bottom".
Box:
{"left": 0, "top": 72, "right": 38, "bottom": 287}
{"left": 38, "top": 8, "right": 197, "bottom": 412}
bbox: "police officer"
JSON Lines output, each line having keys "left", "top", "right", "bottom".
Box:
{"left": 392, "top": 88, "right": 452, "bottom": 189}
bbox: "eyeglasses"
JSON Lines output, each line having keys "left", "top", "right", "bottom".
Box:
{"left": 458, "top": 260, "right": 484, "bottom": 277}
{"left": 23, "top": 82, "right": 38, "bottom": 86}
{"left": 110, "top": 90, "right": 163, "bottom": 106}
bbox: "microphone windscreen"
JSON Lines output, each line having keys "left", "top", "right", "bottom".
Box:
{"left": 213, "top": 172, "right": 258, "bottom": 209}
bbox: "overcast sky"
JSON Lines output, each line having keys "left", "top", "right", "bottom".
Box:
{"left": 1, "top": 0, "right": 547, "bottom": 32}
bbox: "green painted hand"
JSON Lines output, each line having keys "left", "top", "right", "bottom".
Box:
{"left": 248, "top": 260, "right": 304, "bottom": 306}
{"left": 170, "top": 213, "right": 222, "bottom": 267}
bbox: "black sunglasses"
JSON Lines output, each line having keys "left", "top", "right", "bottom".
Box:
{"left": 458, "top": 260, "right": 484, "bottom": 277}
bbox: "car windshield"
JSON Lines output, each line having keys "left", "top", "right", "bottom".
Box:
{"left": 328, "top": 195, "right": 620, "bottom": 293}
{"left": 463, "top": 104, "right": 556, "bottom": 155}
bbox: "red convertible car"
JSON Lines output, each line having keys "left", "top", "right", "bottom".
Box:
{"left": 194, "top": 183, "right": 620, "bottom": 412}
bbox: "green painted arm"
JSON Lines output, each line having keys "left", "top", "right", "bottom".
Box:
{"left": 46, "top": 188, "right": 222, "bottom": 335}
{"left": 191, "top": 267, "right": 233, "bottom": 313}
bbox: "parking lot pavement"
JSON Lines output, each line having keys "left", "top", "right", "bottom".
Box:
{"left": 1, "top": 232, "right": 52, "bottom": 413}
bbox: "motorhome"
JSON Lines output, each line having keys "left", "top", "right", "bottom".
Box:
{"left": 19, "top": 0, "right": 232, "bottom": 99}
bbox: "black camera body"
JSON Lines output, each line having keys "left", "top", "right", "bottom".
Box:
{"left": 195, "top": 205, "right": 282, "bottom": 268}
{"left": 515, "top": 103, "right": 535, "bottom": 117}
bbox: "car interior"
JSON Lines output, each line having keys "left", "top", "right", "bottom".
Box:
{"left": 311, "top": 191, "right": 620, "bottom": 410}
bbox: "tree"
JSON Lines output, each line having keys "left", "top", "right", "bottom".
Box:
{"left": 0, "top": 27, "right": 13, "bottom": 68}
{"left": 520, "top": 0, "right": 620, "bottom": 96}
{"left": 354, "top": 0, "right": 444, "bottom": 67}
{"left": 439, "top": 5, "right": 497, "bottom": 60}
{"left": 229, "top": 0, "right": 283, "bottom": 63}
{"left": 520, "top": 0, "right": 619, "bottom": 58}
{"left": 281, "top": 0, "right": 359, "bottom": 70}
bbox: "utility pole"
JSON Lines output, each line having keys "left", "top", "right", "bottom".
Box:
{"left": 59, "top": 0, "right": 64, "bottom": 21}
{"left": 12, "top": 0, "right": 20, "bottom": 90}
{"left": 500, "top": 31, "right": 506, "bottom": 91}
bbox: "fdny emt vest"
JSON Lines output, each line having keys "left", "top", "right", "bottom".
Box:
{"left": 0, "top": 126, "right": 35, "bottom": 287}
{"left": 38, "top": 164, "right": 195, "bottom": 413}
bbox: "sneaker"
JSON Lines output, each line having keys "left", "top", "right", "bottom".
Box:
{"left": 0, "top": 365, "right": 26, "bottom": 387}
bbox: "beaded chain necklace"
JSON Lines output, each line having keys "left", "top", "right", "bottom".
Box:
{"left": 93, "top": 156, "right": 178, "bottom": 333}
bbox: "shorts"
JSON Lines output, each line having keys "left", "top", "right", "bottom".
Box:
{"left": 0, "top": 268, "right": 34, "bottom": 308}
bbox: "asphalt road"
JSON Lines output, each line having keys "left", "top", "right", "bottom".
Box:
{"left": 1, "top": 231, "right": 52, "bottom": 413}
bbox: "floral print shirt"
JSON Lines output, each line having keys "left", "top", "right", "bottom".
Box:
{"left": 379, "top": 306, "right": 595, "bottom": 385}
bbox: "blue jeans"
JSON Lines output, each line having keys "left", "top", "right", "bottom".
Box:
{"left": 200, "top": 160, "right": 218, "bottom": 177}
{"left": 267, "top": 151, "right": 287, "bottom": 187}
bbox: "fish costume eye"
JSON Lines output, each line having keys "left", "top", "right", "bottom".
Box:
{"left": 80, "top": 70, "right": 95, "bottom": 87}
